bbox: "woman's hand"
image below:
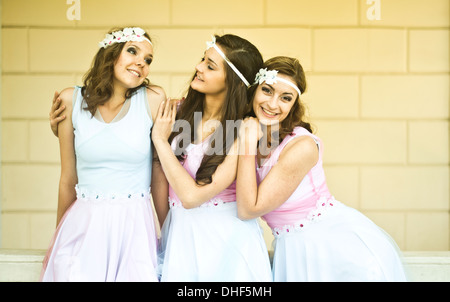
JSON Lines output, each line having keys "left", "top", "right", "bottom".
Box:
{"left": 49, "top": 91, "right": 66, "bottom": 137}
{"left": 238, "top": 117, "right": 263, "bottom": 155}
{"left": 151, "top": 98, "right": 178, "bottom": 143}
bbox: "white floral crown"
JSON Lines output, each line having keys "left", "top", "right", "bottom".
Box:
{"left": 206, "top": 36, "right": 250, "bottom": 87}
{"left": 254, "top": 68, "right": 301, "bottom": 96}
{"left": 98, "top": 27, "right": 152, "bottom": 49}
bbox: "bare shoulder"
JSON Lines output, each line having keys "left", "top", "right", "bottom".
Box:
{"left": 279, "top": 135, "right": 319, "bottom": 168}
{"left": 58, "top": 87, "right": 76, "bottom": 108}
{"left": 146, "top": 85, "right": 167, "bottom": 120}
{"left": 57, "top": 88, "right": 76, "bottom": 131}
{"left": 146, "top": 85, "right": 166, "bottom": 102}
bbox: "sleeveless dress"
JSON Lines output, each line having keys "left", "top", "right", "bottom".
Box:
{"left": 258, "top": 127, "right": 407, "bottom": 282}
{"left": 158, "top": 135, "right": 273, "bottom": 282}
{"left": 40, "top": 86, "right": 159, "bottom": 282}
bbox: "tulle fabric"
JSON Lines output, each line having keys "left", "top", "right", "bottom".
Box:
{"left": 158, "top": 202, "right": 272, "bottom": 282}
{"left": 270, "top": 201, "right": 408, "bottom": 282}
{"left": 40, "top": 192, "right": 159, "bottom": 282}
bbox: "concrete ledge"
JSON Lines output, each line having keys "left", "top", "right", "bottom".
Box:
{"left": 0, "top": 249, "right": 46, "bottom": 282}
{"left": 402, "top": 251, "right": 450, "bottom": 282}
{"left": 0, "top": 249, "right": 449, "bottom": 282}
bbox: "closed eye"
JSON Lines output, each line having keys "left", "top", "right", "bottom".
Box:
{"left": 201, "top": 57, "right": 215, "bottom": 70}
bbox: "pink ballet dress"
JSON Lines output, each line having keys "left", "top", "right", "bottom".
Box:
{"left": 157, "top": 135, "right": 273, "bottom": 282}
{"left": 40, "top": 86, "right": 159, "bottom": 282}
{"left": 258, "top": 127, "right": 407, "bottom": 281}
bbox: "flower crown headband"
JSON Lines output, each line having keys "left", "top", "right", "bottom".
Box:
{"left": 206, "top": 36, "right": 250, "bottom": 87}
{"left": 99, "top": 27, "right": 152, "bottom": 49}
{"left": 254, "top": 68, "right": 302, "bottom": 96}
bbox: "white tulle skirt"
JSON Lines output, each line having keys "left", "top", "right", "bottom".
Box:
{"left": 158, "top": 201, "right": 272, "bottom": 282}
{"left": 40, "top": 189, "right": 159, "bottom": 282}
{"left": 270, "top": 201, "right": 408, "bottom": 282}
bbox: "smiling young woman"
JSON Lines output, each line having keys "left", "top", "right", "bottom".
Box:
{"left": 237, "top": 56, "right": 407, "bottom": 282}
{"left": 152, "top": 34, "right": 272, "bottom": 282}
{"left": 40, "top": 27, "right": 166, "bottom": 282}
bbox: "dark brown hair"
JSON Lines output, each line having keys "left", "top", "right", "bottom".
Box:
{"left": 81, "top": 27, "right": 152, "bottom": 116}
{"left": 170, "top": 34, "right": 264, "bottom": 185}
{"left": 247, "top": 56, "right": 312, "bottom": 142}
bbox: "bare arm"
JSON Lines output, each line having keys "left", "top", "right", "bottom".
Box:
{"left": 56, "top": 88, "right": 77, "bottom": 225}
{"left": 236, "top": 120, "right": 319, "bottom": 220}
{"left": 151, "top": 147, "right": 169, "bottom": 228}
{"left": 151, "top": 100, "right": 238, "bottom": 209}
{"left": 146, "top": 86, "right": 170, "bottom": 227}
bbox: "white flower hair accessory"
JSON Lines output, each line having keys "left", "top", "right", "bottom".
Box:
{"left": 99, "top": 27, "right": 152, "bottom": 49}
{"left": 254, "top": 68, "right": 302, "bottom": 96}
{"left": 206, "top": 36, "right": 250, "bottom": 87}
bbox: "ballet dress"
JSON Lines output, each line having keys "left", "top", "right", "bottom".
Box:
{"left": 40, "top": 86, "right": 159, "bottom": 282}
{"left": 158, "top": 134, "right": 273, "bottom": 282}
{"left": 258, "top": 126, "right": 408, "bottom": 282}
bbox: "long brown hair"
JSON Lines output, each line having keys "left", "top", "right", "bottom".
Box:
{"left": 247, "top": 56, "right": 312, "bottom": 142}
{"left": 170, "top": 34, "right": 264, "bottom": 185}
{"left": 81, "top": 27, "right": 152, "bottom": 116}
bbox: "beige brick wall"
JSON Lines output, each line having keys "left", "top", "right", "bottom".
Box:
{"left": 1, "top": 0, "right": 449, "bottom": 252}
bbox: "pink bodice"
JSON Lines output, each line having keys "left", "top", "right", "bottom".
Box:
{"left": 258, "top": 127, "right": 333, "bottom": 232}
{"left": 168, "top": 135, "right": 236, "bottom": 208}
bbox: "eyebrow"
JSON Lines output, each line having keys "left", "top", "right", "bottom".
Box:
{"left": 265, "top": 83, "right": 294, "bottom": 96}
{"left": 207, "top": 57, "right": 218, "bottom": 67}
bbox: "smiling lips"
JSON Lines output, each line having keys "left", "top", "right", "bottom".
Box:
{"left": 195, "top": 73, "right": 204, "bottom": 82}
{"left": 128, "top": 69, "right": 141, "bottom": 78}
{"left": 260, "top": 106, "right": 279, "bottom": 118}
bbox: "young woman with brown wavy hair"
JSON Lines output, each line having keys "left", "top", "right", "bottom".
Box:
{"left": 237, "top": 56, "right": 407, "bottom": 281}
{"left": 41, "top": 27, "right": 166, "bottom": 282}
{"left": 152, "top": 34, "right": 272, "bottom": 281}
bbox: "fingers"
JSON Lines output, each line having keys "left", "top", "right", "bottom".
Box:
{"left": 53, "top": 103, "right": 66, "bottom": 118}
{"left": 50, "top": 94, "right": 65, "bottom": 118}
{"left": 158, "top": 98, "right": 178, "bottom": 120}
{"left": 163, "top": 97, "right": 171, "bottom": 118}
{"left": 156, "top": 98, "right": 166, "bottom": 118}
{"left": 157, "top": 97, "right": 174, "bottom": 118}
{"left": 52, "top": 91, "right": 60, "bottom": 103}
{"left": 171, "top": 100, "right": 177, "bottom": 121}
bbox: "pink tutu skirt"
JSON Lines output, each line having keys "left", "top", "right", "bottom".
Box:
{"left": 40, "top": 188, "right": 159, "bottom": 282}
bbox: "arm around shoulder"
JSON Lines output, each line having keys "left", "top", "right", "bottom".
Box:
{"left": 237, "top": 135, "right": 319, "bottom": 220}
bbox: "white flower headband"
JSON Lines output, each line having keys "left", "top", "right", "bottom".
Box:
{"left": 254, "top": 68, "right": 302, "bottom": 96}
{"left": 206, "top": 36, "right": 250, "bottom": 87}
{"left": 99, "top": 27, "right": 152, "bottom": 49}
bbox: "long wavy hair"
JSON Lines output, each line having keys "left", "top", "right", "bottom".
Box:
{"left": 169, "top": 34, "right": 264, "bottom": 185}
{"left": 81, "top": 27, "right": 152, "bottom": 116}
{"left": 247, "top": 56, "right": 312, "bottom": 143}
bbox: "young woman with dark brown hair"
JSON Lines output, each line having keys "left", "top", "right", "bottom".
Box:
{"left": 40, "top": 27, "right": 165, "bottom": 282}
{"left": 237, "top": 56, "right": 407, "bottom": 281}
{"left": 152, "top": 34, "right": 272, "bottom": 281}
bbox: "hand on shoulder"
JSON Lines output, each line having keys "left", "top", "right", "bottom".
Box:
{"left": 49, "top": 87, "right": 75, "bottom": 137}
{"left": 58, "top": 87, "right": 76, "bottom": 108}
